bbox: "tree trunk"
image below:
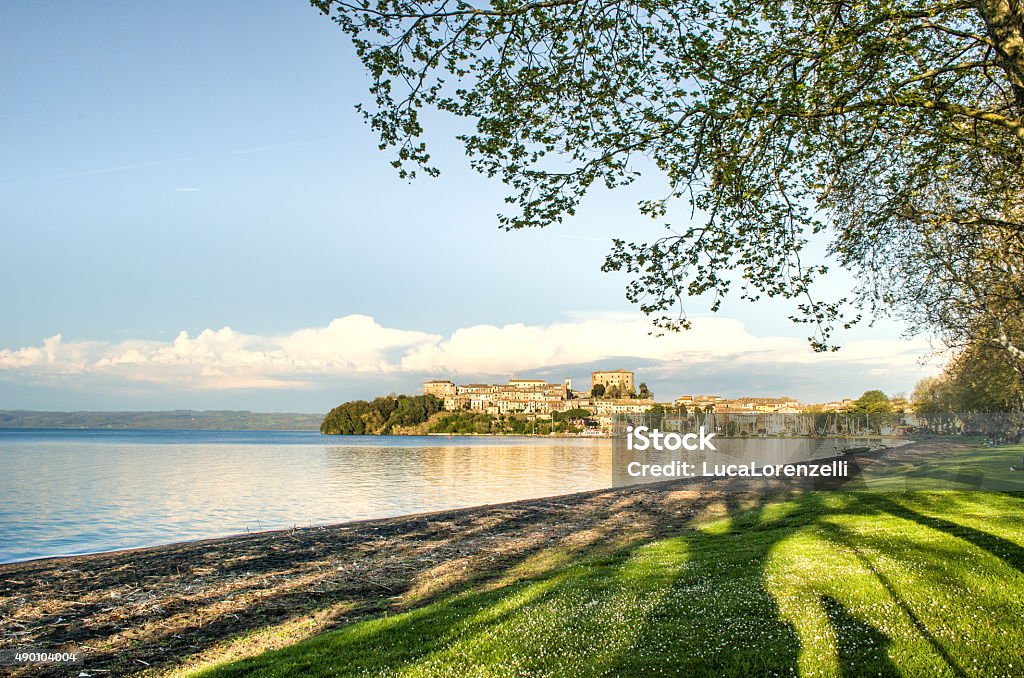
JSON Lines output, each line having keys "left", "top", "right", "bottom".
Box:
{"left": 978, "top": 0, "right": 1024, "bottom": 112}
{"left": 992, "top": 322, "right": 1024, "bottom": 367}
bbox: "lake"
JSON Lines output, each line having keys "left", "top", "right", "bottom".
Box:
{"left": 0, "top": 429, "right": 906, "bottom": 563}
{"left": 0, "top": 429, "right": 613, "bottom": 563}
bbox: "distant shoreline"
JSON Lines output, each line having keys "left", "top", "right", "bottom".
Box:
{"left": 0, "top": 427, "right": 607, "bottom": 438}
{"left": 0, "top": 410, "right": 323, "bottom": 431}
{"left": 0, "top": 425, "right": 909, "bottom": 441}
{"left": 0, "top": 426, "right": 321, "bottom": 432}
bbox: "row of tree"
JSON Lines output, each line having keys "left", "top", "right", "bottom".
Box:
{"left": 913, "top": 343, "right": 1024, "bottom": 414}
{"left": 590, "top": 383, "right": 652, "bottom": 399}
{"left": 428, "top": 411, "right": 595, "bottom": 435}
{"left": 320, "top": 394, "right": 444, "bottom": 435}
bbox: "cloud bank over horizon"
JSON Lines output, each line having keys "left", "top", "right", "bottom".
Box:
{"left": 0, "top": 313, "right": 940, "bottom": 410}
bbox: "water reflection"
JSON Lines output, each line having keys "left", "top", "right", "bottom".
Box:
{"left": 0, "top": 431, "right": 611, "bottom": 562}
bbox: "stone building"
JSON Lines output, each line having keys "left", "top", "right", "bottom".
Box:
{"left": 591, "top": 369, "right": 635, "bottom": 395}
{"left": 423, "top": 380, "right": 457, "bottom": 399}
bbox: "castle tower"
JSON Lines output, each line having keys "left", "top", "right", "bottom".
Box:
{"left": 591, "top": 369, "right": 635, "bottom": 395}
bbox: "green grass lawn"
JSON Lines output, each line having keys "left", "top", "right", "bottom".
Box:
{"left": 858, "top": 438, "right": 1024, "bottom": 492}
{"left": 197, "top": 446, "right": 1024, "bottom": 677}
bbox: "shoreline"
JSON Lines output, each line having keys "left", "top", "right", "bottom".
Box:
{"left": 0, "top": 437, "right": 942, "bottom": 570}
{"left": 0, "top": 439, "right": 975, "bottom": 676}
{"left": 1, "top": 476, "right": 716, "bottom": 677}
{"left": 1, "top": 435, "right": 907, "bottom": 566}
{"left": 2, "top": 426, "right": 911, "bottom": 440}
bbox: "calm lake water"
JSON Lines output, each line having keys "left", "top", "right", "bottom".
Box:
{"left": 0, "top": 429, "right": 904, "bottom": 563}
{"left": 0, "top": 429, "right": 614, "bottom": 563}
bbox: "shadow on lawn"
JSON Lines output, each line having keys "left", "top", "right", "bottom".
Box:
{"left": 822, "top": 594, "right": 900, "bottom": 678}
{"left": 866, "top": 493, "right": 1024, "bottom": 575}
{"left": 199, "top": 489, "right": 1024, "bottom": 678}
{"left": 818, "top": 518, "right": 966, "bottom": 678}
{"left": 196, "top": 489, "right": 732, "bottom": 676}
{"left": 605, "top": 493, "right": 898, "bottom": 677}
{"left": 602, "top": 491, "right": 806, "bottom": 676}
{"left": 196, "top": 492, "right": 901, "bottom": 677}
{"left": 201, "top": 493, "right": 779, "bottom": 677}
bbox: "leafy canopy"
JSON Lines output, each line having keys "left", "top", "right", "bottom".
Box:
{"left": 850, "top": 389, "right": 893, "bottom": 414}
{"left": 913, "top": 341, "right": 1024, "bottom": 413}
{"left": 312, "top": 0, "right": 1024, "bottom": 352}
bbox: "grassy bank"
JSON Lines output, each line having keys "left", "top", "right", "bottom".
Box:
{"left": 195, "top": 457, "right": 1024, "bottom": 676}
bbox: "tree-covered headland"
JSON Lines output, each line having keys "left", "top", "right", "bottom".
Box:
{"left": 321, "top": 397, "right": 598, "bottom": 435}
{"left": 320, "top": 395, "right": 444, "bottom": 434}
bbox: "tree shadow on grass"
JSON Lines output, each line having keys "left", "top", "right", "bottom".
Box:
{"left": 197, "top": 537, "right": 679, "bottom": 677}
{"left": 865, "top": 493, "right": 1024, "bottom": 575}
{"left": 202, "top": 574, "right": 573, "bottom": 677}
{"left": 604, "top": 491, "right": 811, "bottom": 677}
{"left": 605, "top": 490, "right": 1001, "bottom": 678}
{"left": 820, "top": 594, "right": 900, "bottom": 678}
{"left": 202, "top": 491, "right": 824, "bottom": 677}
{"left": 817, "top": 518, "right": 968, "bottom": 678}
{"left": 186, "top": 490, "right": 1023, "bottom": 677}
{"left": 158, "top": 487, "right": 732, "bottom": 676}
{"left": 178, "top": 491, "right": 744, "bottom": 676}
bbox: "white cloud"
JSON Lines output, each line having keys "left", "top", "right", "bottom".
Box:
{"left": 400, "top": 313, "right": 929, "bottom": 375}
{"left": 0, "top": 313, "right": 937, "bottom": 394}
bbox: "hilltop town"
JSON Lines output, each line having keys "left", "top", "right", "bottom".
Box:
{"left": 423, "top": 370, "right": 858, "bottom": 432}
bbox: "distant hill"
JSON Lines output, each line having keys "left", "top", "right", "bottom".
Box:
{"left": 0, "top": 410, "right": 323, "bottom": 431}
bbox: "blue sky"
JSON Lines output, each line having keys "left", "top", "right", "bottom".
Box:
{"left": 0, "top": 2, "right": 940, "bottom": 411}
